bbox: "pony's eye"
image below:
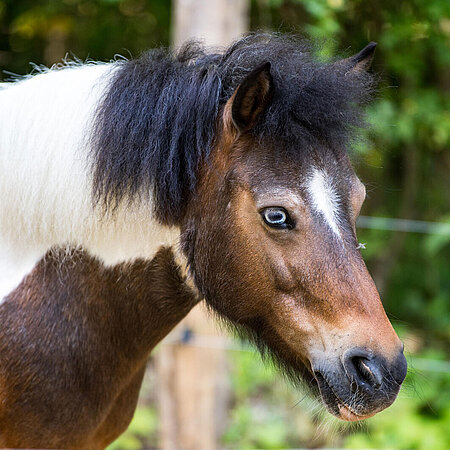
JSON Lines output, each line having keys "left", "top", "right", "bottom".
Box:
{"left": 261, "top": 207, "right": 294, "bottom": 230}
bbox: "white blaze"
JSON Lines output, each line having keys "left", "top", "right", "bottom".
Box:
{"left": 308, "top": 169, "right": 341, "bottom": 237}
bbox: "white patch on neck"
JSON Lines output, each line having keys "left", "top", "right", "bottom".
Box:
{"left": 0, "top": 62, "right": 181, "bottom": 305}
{"left": 307, "top": 169, "right": 342, "bottom": 238}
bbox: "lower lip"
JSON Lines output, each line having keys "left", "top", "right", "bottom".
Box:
{"left": 338, "top": 404, "right": 376, "bottom": 422}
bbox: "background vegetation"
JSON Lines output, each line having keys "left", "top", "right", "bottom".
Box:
{"left": 1, "top": 0, "right": 448, "bottom": 448}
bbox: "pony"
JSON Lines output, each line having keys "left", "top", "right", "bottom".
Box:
{"left": 0, "top": 33, "right": 407, "bottom": 448}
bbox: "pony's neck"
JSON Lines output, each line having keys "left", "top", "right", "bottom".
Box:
{"left": 105, "top": 246, "right": 200, "bottom": 357}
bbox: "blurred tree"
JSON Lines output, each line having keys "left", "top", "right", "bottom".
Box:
{"left": 157, "top": 2, "right": 247, "bottom": 449}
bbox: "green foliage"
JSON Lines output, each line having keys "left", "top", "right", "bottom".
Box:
{"left": 223, "top": 403, "right": 290, "bottom": 449}
{"left": 222, "top": 350, "right": 341, "bottom": 449}
{"left": 108, "top": 406, "right": 158, "bottom": 450}
{"left": 424, "top": 215, "right": 450, "bottom": 256}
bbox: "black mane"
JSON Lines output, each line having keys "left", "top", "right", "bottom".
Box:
{"left": 91, "top": 33, "right": 373, "bottom": 225}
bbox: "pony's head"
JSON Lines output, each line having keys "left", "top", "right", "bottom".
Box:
{"left": 181, "top": 38, "right": 406, "bottom": 421}
{"left": 93, "top": 33, "right": 407, "bottom": 420}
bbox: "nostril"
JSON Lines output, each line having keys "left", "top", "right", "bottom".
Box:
{"left": 343, "top": 348, "right": 384, "bottom": 391}
{"left": 352, "top": 356, "right": 382, "bottom": 389}
{"left": 343, "top": 348, "right": 407, "bottom": 399}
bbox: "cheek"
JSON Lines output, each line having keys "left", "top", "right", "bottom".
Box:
{"left": 193, "top": 214, "right": 267, "bottom": 319}
{"left": 267, "top": 251, "right": 297, "bottom": 292}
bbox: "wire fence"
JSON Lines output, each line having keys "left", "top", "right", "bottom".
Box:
{"left": 357, "top": 215, "right": 450, "bottom": 235}
{"left": 161, "top": 333, "right": 450, "bottom": 374}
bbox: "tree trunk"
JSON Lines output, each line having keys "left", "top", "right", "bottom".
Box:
{"left": 156, "top": 2, "right": 249, "bottom": 449}
{"left": 172, "top": 0, "right": 248, "bottom": 50}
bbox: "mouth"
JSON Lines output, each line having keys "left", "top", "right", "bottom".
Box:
{"left": 314, "top": 372, "right": 376, "bottom": 422}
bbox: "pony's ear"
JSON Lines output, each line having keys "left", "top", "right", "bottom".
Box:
{"left": 340, "top": 42, "right": 377, "bottom": 73}
{"left": 229, "top": 62, "right": 274, "bottom": 133}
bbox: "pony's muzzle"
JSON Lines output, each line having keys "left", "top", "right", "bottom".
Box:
{"left": 314, "top": 346, "right": 407, "bottom": 421}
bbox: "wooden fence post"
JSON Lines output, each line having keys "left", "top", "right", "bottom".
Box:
{"left": 157, "top": 309, "right": 231, "bottom": 450}
{"left": 156, "top": 1, "right": 248, "bottom": 448}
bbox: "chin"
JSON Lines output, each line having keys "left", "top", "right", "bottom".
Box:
{"left": 314, "top": 372, "right": 378, "bottom": 421}
{"left": 311, "top": 369, "right": 398, "bottom": 422}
